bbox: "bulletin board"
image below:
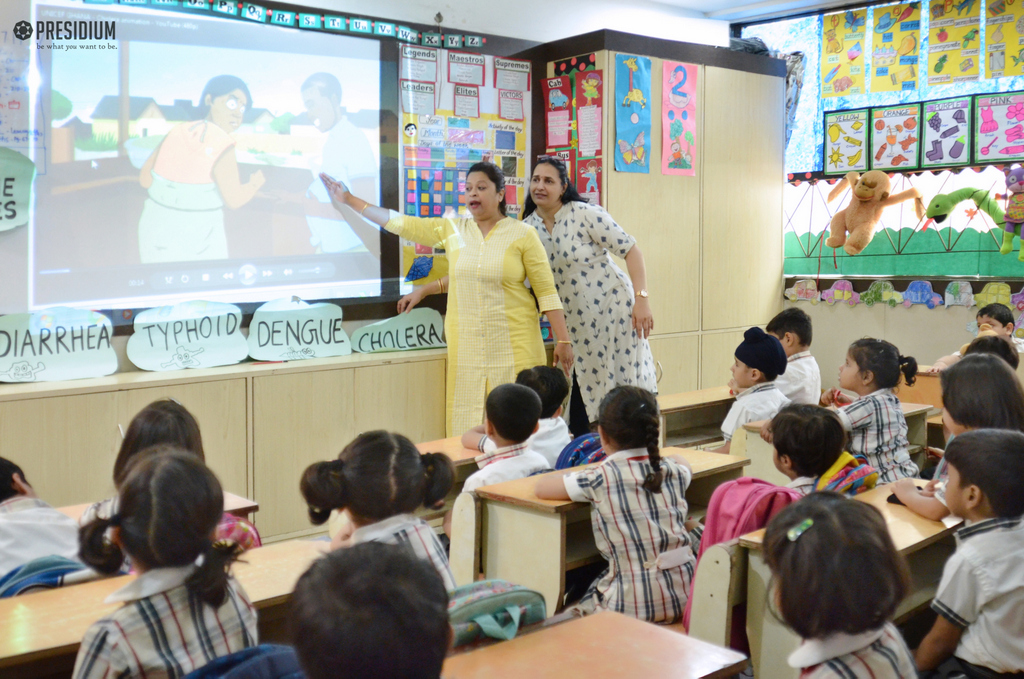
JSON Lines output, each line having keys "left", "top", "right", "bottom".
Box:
{"left": 542, "top": 53, "right": 605, "bottom": 206}
{"left": 398, "top": 47, "right": 532, "bottom": 287}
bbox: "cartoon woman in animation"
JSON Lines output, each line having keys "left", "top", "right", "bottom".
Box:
{"left": 138, "top": 75, "right": 265, "bottom": 263}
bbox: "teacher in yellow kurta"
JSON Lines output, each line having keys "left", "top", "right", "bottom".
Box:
{"left": 321, "top": 163, "right": 574, "bottom": 435}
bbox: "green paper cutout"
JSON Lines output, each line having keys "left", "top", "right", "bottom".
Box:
{"left": 0, "top": 308, "right": 116, "bottom": 382}
{"left": 126, "top": 301, "right": 248, "bottom": 371}
{"left": 247, "top": 298, "right": 351, "bottom": 361}
{"left": 0, "top": 147, "right": 36, "bottom": 232}
{"left": 351, "top": 309, "right": 445, "bottom": 353}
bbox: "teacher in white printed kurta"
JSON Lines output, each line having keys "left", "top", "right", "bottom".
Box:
{"left": 522, "top": 158, "right": 657, "bottom": 435}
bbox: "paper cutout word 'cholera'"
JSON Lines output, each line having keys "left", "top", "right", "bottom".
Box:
{"left": 127, "top": 301, "right": 248, "bottom": 371}
{"left": 0, "top": 308, "right": 117, "bottom": 382}
{"left": 351, "top": 308, "right": 446, "bottom": 354}
{"left": 247, "top": 298, "right": 351, "bottom": 361}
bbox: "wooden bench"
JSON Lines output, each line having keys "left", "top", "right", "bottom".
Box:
{"left": 730, "top": 402, "right": 932, "bottom": 486}
{"left": 658, "top": 387, "right": 735, "bottom": 449}
{"left": 57, "top": 491, "right": 260, "bottom": 524}
{"left": 729, "top": 483, "right": 958, "bottom": 679}
{"left": 444, "top": 611, "right": 748, "bottom": 678}
{"left": 0, "top": 539, "right": 323, "bottom": 679}
{"left": 449, "top": 448, "right": 750, "bottom": 614}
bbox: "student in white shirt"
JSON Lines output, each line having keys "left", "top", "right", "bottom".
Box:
{"left": 930, "top": 303, "right": 1024, "bottom": 372}
{"left": 916, "top": 430, "right": 1024, "bottom": 676}
{"left": 718, "top": 327, "right": 791, "bottom": 455}
{"left": 462, "top": 366, "right": 572, "bottom": 468}
{"left": 766, "top": 308, "right": 822, "bottom": 405}
{"left": 0, "top": 457, "right": 80, "bottom": 578}
{"left": 301, "top": 431, "right": 456, "bottom": 590}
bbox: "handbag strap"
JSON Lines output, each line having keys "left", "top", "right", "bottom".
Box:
{"left": 471, "top": 605, "right": 522, "bottom": 641}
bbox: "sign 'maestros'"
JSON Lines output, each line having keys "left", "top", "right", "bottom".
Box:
{"left": 0, "top": 308, "right": 117, "bottom": 382}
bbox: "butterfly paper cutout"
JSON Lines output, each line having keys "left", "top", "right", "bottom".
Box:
{"left": 618, "top": 131, "right": 646, "bottom": 165}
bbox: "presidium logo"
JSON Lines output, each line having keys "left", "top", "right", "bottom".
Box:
{"left": 13, "top": 19, "right": 116, "bottom": 42}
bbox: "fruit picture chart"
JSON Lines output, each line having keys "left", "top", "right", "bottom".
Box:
{"left": 869, "top": 2, "right": 921, "bottom": 93}
{"left": 821, "top": 9, "right": 866, "bottom": 98}
{"left": 870, "top": 104, "right": 921, "bottom": 170}
{"left": 927, "top": 0, "right": 980, "bottom": 86}
{"left": 984, "top": 2, "right": 1024, "bottom": 79}
{"left": 974, "top": 93, "right": 1024, "bottom": 164}
{"left": 824, "top": 109, "right": 869, "bottom": 174}
{"left": 921, "top": 97, "right": 971, "bottom": 168}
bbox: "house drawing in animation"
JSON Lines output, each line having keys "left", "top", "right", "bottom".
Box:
{"left": 89, "top": 96, "right": 276, "bottom": 137}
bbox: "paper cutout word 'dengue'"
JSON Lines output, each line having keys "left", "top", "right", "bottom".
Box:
{"left": 351, "top": 309, "right": 445, "bottom": 353}
{"left": 247, "top": 298, "right": 351, "bottom": 361}
{"left": 0, "top": 308, "right": 116, "bottom": 382}
{"left": 127, "top": 301, "right": 248, "bottom": 371}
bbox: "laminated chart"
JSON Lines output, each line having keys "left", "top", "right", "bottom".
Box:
{"left": 927, "top": 0, "right": 980, "bottom": 86}
{"left": 821, "top": 9, "right": 866, "bottom": 97}
{"left": 870, "top": 3, "right": 921, "bottom": 93}
{"left": 974, "top": 92, "right": 1024, "bottom": 164}
{"left": 985, "top": 1, "right": 1024, "bottom": 79}
{"left": 870, "top": 104, "right": 921, "bottom": 170}
{"left": 921, "top": 97, "right": 971, "bottom": 168}
{"left": 824, "top": 109, "right": 869, "bottom": 174}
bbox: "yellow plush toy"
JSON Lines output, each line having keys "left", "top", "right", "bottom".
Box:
{"left": 825, "top": 170, "right": 925, "bottom": 255}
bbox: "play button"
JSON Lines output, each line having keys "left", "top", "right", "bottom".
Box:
{"left": 238, "top": 264, "right": 258, "bottom": 285}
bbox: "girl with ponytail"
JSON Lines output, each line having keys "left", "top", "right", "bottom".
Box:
{"left": 300, "top": 430, "right": 456, "bottom": 590}
{"left": 535, "top": 386, "right": 697, "bottom": 623}
{"left": 821, "top": 338, "right": 920, "bottom": 482}
{"left": 73, "top": 449, "right": 256, "bottom": 679}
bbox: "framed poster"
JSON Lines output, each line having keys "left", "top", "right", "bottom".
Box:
{"left": 869, "top": 103, "right": 921, "bottom": 170}
{"left": 921, "top": 96, "right": 971, "bottom": 168}
{"left": 974, "top": 92, "right": 1024, "bottom": 164}
{"left": 823, "top": 108, "right": 869, "bottom": 175}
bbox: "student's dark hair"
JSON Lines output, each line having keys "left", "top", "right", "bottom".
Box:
{"left": 289, "top": 542, "right": 449, "bottom": 679}
{"left": 467, "top": 162, "right": 507, "bottom": 216}
{"left": 941, "top": 354, "right": 1024, "bottom": 433}
{"left": 197, "top": 75, "right": 252, "bottom": 120}
{"left": 516, "top": 366, "right": 570, "bottom": 419}
{"left": 0, "top": 457, "right": 27, "bottom": 505}
{"left": 113, "top": 399, "right": 205, "bottom": 487}
{"left": 964, "top": 334, "right": 1020, "bottom": 370}
{"left": 485, "top": 383, "right": 542, "bottom": 443}
{"left": 765, "top": 308, "right": 813, "bottom": 347}
{"left": 770, "top": 405, "right": 846, "bottom": 477}
{"left": 945, "top": 429, "right": 1024, "bottom": 518}
{"left": 598, "top": 386, "right": 663, "bottom": 493}
{"left": 300, "top": 431, "right": 454, "bottom": 525}
{"left": 977, "top": 303, "right": 1015, "bottom": 328}
{"left": 522, "top": 156, "right": 589, "bottom": 219}
{"left": 764, "top": 492, "right": 909, "bottom": 639}
{"left": 79, "top": 447, "right": 238, "bottom": 607}
{"left": 848, "top": 338, "right": 917, "bottom": 389}
{"left": 301, "top": 72, "right": 342, "bottom": 102}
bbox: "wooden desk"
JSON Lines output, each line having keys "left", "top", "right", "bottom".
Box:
{"left": 658, "top": 387, "right": 735, "bottom": 449}
{"left": 57, "top": 492, "right": 260, "bottom": 524}
{"left": 465, "top": 449, "right": 750, "bottom": 615}
{"left": 0, "top": 539, "right": 322, "bottom": 678}
{"left": 739, "top": 481, "right": 958, "bottom": 678}
{"left": 417, "top": 436, "right": 481, "bottom": 469}
{"left": 444, "top": 612, "right": 748, "bottom": 679}
{"left": 896, "top": 372, "right": 942, "bottom": 410}
{"left": 927, "top": 414, "right": 945, "bottom": 448}
{"left": 732, "top": 402, "right": 932, "bottom": 486}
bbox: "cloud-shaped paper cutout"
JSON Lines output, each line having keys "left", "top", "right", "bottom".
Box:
{"left": 247, "top": 298, "right": 350, "bottom": 361}
{"left": 127, "top": 301, "right": 248, "bottom": 371}
{"left": 0, "top": 307, "right": 116, "bottom": 382}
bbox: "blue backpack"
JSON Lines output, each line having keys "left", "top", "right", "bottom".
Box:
{"left": 555, "top": 433, "right": 605, "bottom": 469}
{"left": 448, "top": 579, "right": 547, "bottom": 648}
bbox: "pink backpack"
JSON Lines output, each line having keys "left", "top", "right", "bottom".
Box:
{"left": 683, "top": 477, "right": 803, "bottom": 649}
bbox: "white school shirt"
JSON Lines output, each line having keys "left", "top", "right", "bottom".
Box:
{"left": 786, "top": 476, "right": 817, "bottom": 496}
{"left": 0, "top": 496, "right": 82, "bottom": 577}
{"left": 931, "top": 517, "right": 1024, "bottom": 673}
{"left": 788, "top": 623, "right": 917, "bottom": 678}
{"left": 774, "top": 351, "right": 822, "bottom": 405}
{"left": 720, "top": 382, "right": 791, "bottom": 441}
{"left": 480, "top": 416, "right": 572, "bottom": 468}
{"left": 349, "top": 513, "right": 455, "bottom": 591}
{"left": 463, "top": 442, "right": 552, "bottom": 493}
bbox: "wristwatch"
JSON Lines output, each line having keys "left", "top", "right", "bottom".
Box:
{"left": 635, "top": 289, "right": 649, "bottom": 299}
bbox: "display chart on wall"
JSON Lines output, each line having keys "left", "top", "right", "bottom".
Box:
{"left": 543, "top": 53, "right": 605, "bottom": 205}
{"left": 398, "top": 46, "right": 532, "bottom": 289}
{"left": 974, "top": 92, "right": 1024, "bottom": 164}
{"left": 921, "top": 96, "right": 971, "bottom": 168}
{"left": 869, "top": 3, "right": 920, "bottom": 94}
{"left": 824, "top": 109, "right": 869, "bottom": 174}
{"left": 821, "top": 8, "right": 866, "bottom": 98}
{"left": 869, "top": 103, "right": 920, "bottom": 170}
{"left": 927, "top": 0, "right": 980, "bottom": 87}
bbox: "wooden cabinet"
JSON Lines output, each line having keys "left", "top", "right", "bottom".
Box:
{"left": 648, "top": 334, "right": 700, "bottom": 395}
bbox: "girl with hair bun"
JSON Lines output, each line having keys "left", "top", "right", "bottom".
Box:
{"left": 73, "top": 449, "right": 256, "bottom": 679}
{"left": 300, "top": 430, "right": 456, "bottom": 590}
{"left": 535, "top": 386, "right": 697, "bottom": 622}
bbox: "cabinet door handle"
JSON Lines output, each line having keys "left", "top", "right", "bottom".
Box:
{"left": 655, "top": 361, "right": 663, "bottom": 385}
{"left": 117, "top": 424, "right": 125, "bottom": 440}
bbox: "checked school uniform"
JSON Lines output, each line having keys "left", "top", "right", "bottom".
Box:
{"left": 836, "top": 389, "right": 918, "bottom": 483}
{"left": 787, "top": 623, "right": 917, "bottom": 678}
{"left": 563, "top": 448, "right": 695, "bottom": 623}
{"left": 348, "top": 513, "right": 456, "bottom": 591}
{"left": 72, "top": 565, "right": 257, "bottom": 679}
{"left": 931, "top": 517, "right": 1024, "bottom": 674}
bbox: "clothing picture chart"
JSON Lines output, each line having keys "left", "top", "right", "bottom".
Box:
{"left": 974, "top": 92, "right": 1024, "bottom": 164}
{"left": 399, "top": 47, "right": 532, "bottom": 288}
